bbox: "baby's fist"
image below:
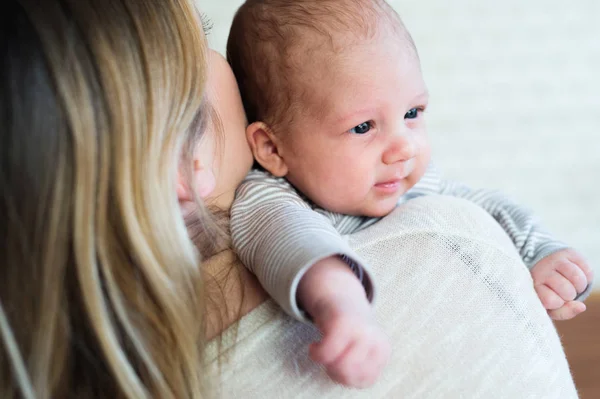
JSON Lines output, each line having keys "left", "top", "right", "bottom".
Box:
{"left": 310, "top": 302, "right": 391, "bottom": 389}
{"left": 531, "top": 249, "right": 593, "bottom": 320}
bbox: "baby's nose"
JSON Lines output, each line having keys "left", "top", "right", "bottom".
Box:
{"left": 382, "top": 132, "right": 418, "bottom": 165}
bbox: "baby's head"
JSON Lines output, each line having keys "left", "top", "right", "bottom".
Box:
{"left": 228, "top": 0, "right": 431, "bottom": 217}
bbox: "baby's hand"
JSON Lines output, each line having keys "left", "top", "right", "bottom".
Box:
{"left": 310, "top": 298, "right": 391, "bottom": 389}
{"left": 298, "top": 256, "right": 391, "bottom": 388}
{"left": 531, "top": 249, "right": 593, "bottom": 321}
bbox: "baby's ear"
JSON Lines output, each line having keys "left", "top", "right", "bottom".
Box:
{"left": 176, "top": 159, "right": 216, "bottom": 202}
{"left": 246, "top": 122, "right": 288, "bottom": 177}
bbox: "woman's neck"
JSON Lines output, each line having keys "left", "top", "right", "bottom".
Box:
{"left": 203, "top": 249, "right": 269, "bottom": 340}
{"left": 182, "top": 202, "right": 268, "bottom": 339}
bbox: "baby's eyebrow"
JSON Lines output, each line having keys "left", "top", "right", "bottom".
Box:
{"left": 335, "top": 90, "right": 430, "bottom": 125}
{"left": 415, "top": 90, "right": 429, "bottom": 102}
{"left": 413, "top": 90, "right": 430, "bottom": 103}
{"left": 335, "top": 107, "right": 378, "bottom": 126}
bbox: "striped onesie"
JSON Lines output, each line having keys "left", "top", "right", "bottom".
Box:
{"left": 231, "top": 164, "right": 584, "bottom": 321}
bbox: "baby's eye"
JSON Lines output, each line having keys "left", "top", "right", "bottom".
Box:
{"left": 404, "top": 108, "right": 421, "bottom": 119}
{"left": 349, "top": 121, "right": 373, "bottom": 134}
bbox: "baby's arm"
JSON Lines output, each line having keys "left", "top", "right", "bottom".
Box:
{"left": 231, "top": 170, "right": 376, "bottom": 320}
{"left": 298, "top": 256, "right": 390, "bottom": 387}
{"left": 231, "top": 170, "right": 389, "bottom": 387}
{"left": 430, "top": 175, "right": 594, "bottom": 317}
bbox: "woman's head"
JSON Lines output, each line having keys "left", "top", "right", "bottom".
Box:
{"left": 179, "top": 50, "right": 254, "bottom": 213}
{"left": 202, "top": 51, "right": 254, "bottom": 210}
{"left": 1, "top": 0, "right": 210, "bottom": 397}
{"left": 176, "top": 50, "right": 253, "bottom": 261}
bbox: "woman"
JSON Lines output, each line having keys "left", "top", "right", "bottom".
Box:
{"left": 1, "top": 1, "right": 577, "bottom": 398}
{"left": 1, "top": 0, "right": 210, "bottom": 397}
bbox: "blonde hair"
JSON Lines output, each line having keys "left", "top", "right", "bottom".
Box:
{"left": 1, "top": 0, "right": 211, "bottom": 397}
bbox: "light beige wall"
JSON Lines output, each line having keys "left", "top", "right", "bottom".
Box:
{"left": 199, "top": 0, "right": 600, "bottom": 285}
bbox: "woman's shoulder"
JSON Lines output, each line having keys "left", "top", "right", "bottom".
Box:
{"left": 203, "top": 248, "right": 271, "bottom": 340}
{"left": 205, "top": 300, "right": 283, "bottom": 362}
{"left": 205, "top": 196, "right": 577, "bottom": 398}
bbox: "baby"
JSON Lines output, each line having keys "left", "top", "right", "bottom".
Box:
{"left": 227, "top": 0, "right": 594, "bottom": 388}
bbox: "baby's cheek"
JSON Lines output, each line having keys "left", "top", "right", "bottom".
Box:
{"left": 418, "top": 135, "right": 432, "bottom": 161}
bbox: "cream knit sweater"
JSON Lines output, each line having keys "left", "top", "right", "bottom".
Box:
{"left": 206, "top": 196, "right": 577, "bottom": 398}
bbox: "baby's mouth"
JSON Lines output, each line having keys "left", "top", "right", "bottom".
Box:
{"left": 374, "top": 179, "right": 402, "bottom": 194}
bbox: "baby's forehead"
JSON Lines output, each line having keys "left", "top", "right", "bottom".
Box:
{"left": 284, "top": 8, "right": 418, "bottom": 83}
{"left": 289, "top": 33, "right": 421, "bottom": 108}
{"left": 294, "top": 29, "right": 416, "bottom": 67}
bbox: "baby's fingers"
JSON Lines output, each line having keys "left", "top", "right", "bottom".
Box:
{"left": 557, "top": 260, "right": 588, "bottom": 294}
{"left": 566, "top": 250, "right": 594, "bottom": 283}
{"left": 535, "top": 284, "right": 565, "bottom": 310}
{"left": 310, "top": 329, "right": 351, "bottom": 366}
{"left": 544, "top": 272, "right": 577, "bottom": 302}
{"left": 548, "top": 301, "right": 586, "bottom": 321}
{"left": 327, "top": 341, "right": 373, "bottom": 388}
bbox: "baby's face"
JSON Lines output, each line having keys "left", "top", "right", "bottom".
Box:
{"left": 280, "top": 35, "right": 430, "bottom": 217}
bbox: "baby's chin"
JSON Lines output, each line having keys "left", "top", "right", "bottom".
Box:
{"left": 318, "top": 193, "right": 401, "bottom": 217}
{"left": 362, "top": 207, "right": 397, "bottom": 218}
{"left": 351, "top": 200, "right": 399, "bottom": 218}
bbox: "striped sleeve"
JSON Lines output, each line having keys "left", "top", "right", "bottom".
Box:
{"left": 438, "top": 181, "right": 569, "bottom": 269}
{"left": 403, "top": 164, "right": 592, "bottom": 300}
{"left": 402, "top": 164, "right": 567, "bottom": 268}
{"left": 230, "top": 170, "right": 376, "bottom": 322}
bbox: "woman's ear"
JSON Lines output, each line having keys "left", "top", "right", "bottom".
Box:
{"left": 177, "top": 159, "right": 216, "bottom": 202}
{"left": 246, "top": 122, "right": 288, "bottom": 177}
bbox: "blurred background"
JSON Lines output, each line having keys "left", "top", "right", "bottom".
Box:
{"left": 200, "top": 0, "right": 600, "bottom": 286}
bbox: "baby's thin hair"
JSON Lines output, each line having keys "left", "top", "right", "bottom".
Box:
{"left": 227, "top": 0, "right": 415, "bottom": 132}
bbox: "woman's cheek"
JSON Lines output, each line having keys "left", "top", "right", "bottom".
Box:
{"left": 198, "top": 167, "right": 216, "bottom": 199}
